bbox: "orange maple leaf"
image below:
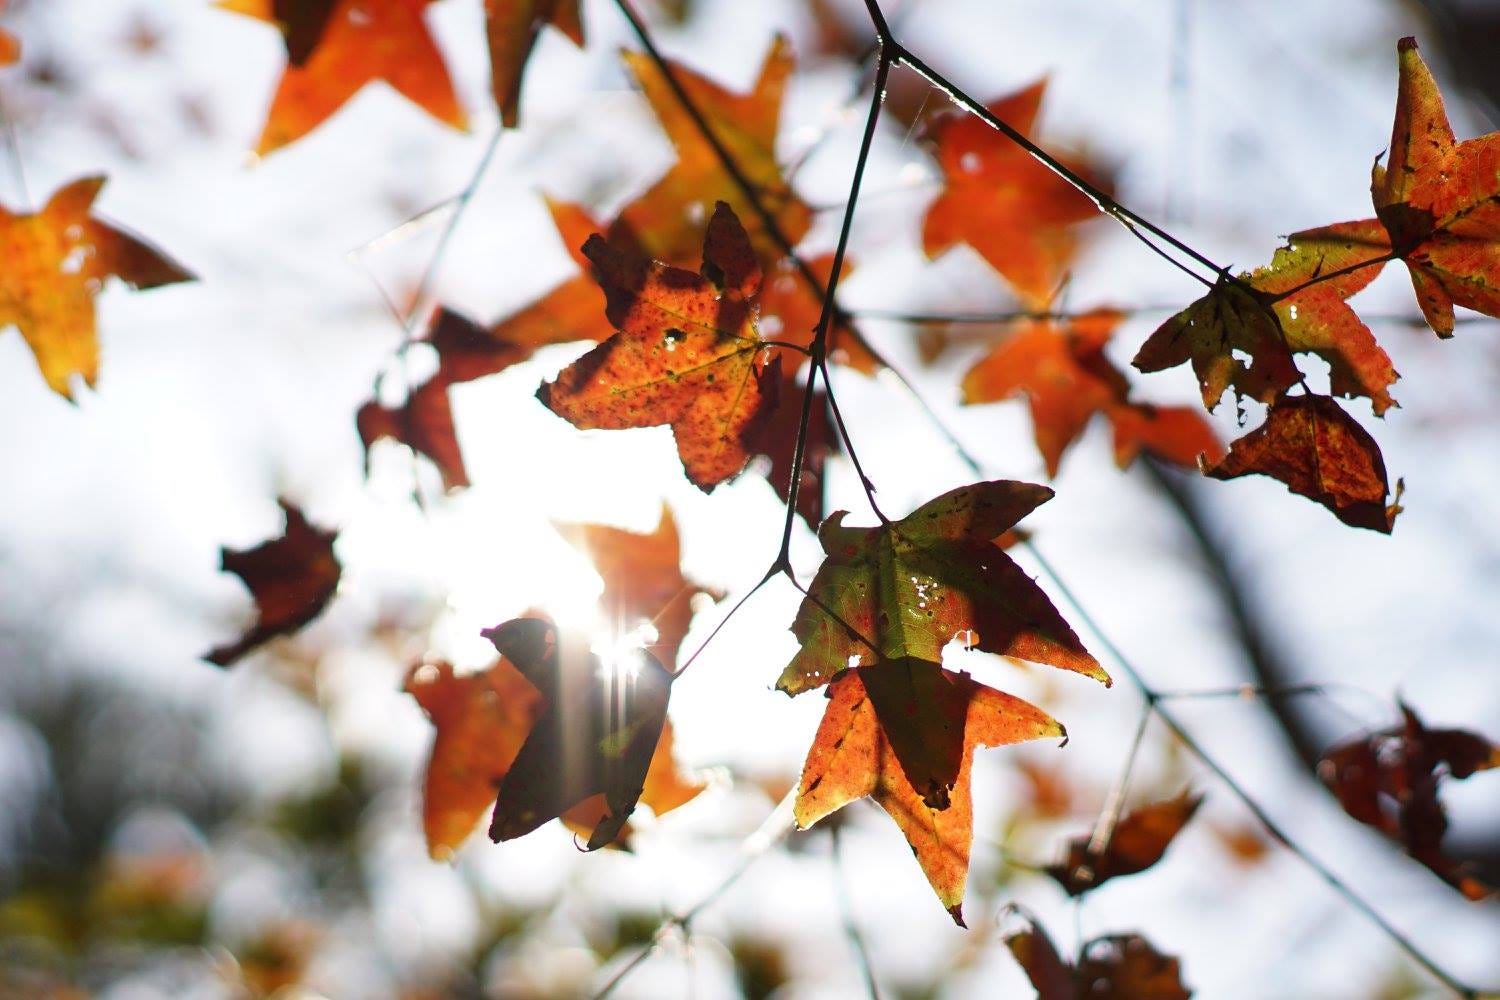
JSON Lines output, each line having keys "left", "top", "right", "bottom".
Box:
{"left": 357, "top": 309, "right": 531, "bottom": 491}
{"left": 1369, "top": 37, "right": 1500, "bottom": 336}
{"left": 1204, "top": 394, "right": 1400, "bottom": 533}
{"left": 922, "top": 79, "right": 1106, "bottom": 308}
{"left": 207, "top": 500, "right": 342, "bottom": 666}
{"left": 555, "top": 505, "right": 716, "bottom": 672}
{"left": 961, "top": 308, "right": 1221, "bottom": 476}
{"left": 485, "top": 0, "right": 583, "bottom": 128}
{"left": 0, "top": 177, "right": 192, "bottom": 399}
{"left": 538, "top": 201, "right": 781, "bottom": 490}
{"left": 796, "top": 658, "right": 1064, "bottom": 925}
{"left": 221, "top": 0, "right": 466, "bottom": 154}
{"left": 613, "top": 36, "right": 810, "bottom": 272}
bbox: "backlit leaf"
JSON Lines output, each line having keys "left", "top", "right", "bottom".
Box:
{"left": 923, "top": 80, "right": 1106, "bottom": 308}
{"left": 482, "top": 617, "right": 673, "bottom": 849}
{"left": 777, "top": 481, "right": 1106, "bottom": 695}
{"left": 795, "top": 657, "right": 1064, "bottom": 924}
{"left": 1006, "top": 915, "right": 1193, "bottom": 999}
{"left": 1203, "top": 394, "right": 1399, "bottom": 533}
{"left": 1045, "top": 790, "right": 1204, "bottom": 896}
{"left": 222, "top": 0, "right": 465, "bottom": 154}
{"left": 0, "top": 177, "right": 193, "bottom": 399}
{"left": 537, "top": 201, "right": 781, "bottom": 490}
{"left": 485, "top": 0, "right": 582, "bottom": 128}
{"left": 206, "top": 500, "right": 341, "bottom": 667}
{"left": 1319, "top": 702, "right": 1498, "bottom": 899}
{"left": 961, "top": 309, "right": 1220, "bottom": 476}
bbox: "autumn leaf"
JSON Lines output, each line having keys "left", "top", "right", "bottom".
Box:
{"left": 485, "top": 0, "right": 582, "bottom": 128}
{"left": 538, "top": 201, "right": 782, "bottom": 490}
{"left": 357, "top": 309, "right": 530, "bottom": 491}
{"left": 407, "top": 649, "right": 702, "bottom": 858}
{"left": 776, "top": 481, "right": 1107, "bottom": 695}
{"left": 486, "top": 198, "right": 615, "bottom": 351}
{"left": 613, "top": 36, "right": 810, "bottom": 271}
{"left": 757, "top": 380, "right": 836, "bottom": 527}
{"left": 482, "top": 617, "right": 673, "bottom": 849}
{"left": 1370, "top": 38, "right": 1500, "bottom": 337}
{"left": 405, "top": 655, "right": 541, "bottom": 860}
{"left": 923, "top": 79, "right": 1106, "bottom": 308}
{"left": 555, "top": 504, "right": 715, "bottom": 671}
{"left": 207, "top": 500, "right": 341, "bottom": 667}
{"left": 759, "top": 253, "right": 876, "bottom": 375}
{"left": 1006, "top": 916, "right": 1193, "bottom": 999}
{"left": 0, "top": 177, "right": 193, "bottom": 399}
{"left": 1319, "top": 702, "right": 1498, "bottom": 900}
{"left": 961, "top": 309, "right": 1220, "bottom": 476}
{"left": 1045, "top": 790, "right": 1204, "bottom": 896}
{"left": 795, "top": 658, "right": 1065, "bottom": 924}
{"left": 0, "top": 13, "right": 18, "bottom": 66}
{"left": 221, "top": 0, "right": 465, "bottom": 154}
{"left": 1203, "top": 394, "right": 1400, "bottom": 533}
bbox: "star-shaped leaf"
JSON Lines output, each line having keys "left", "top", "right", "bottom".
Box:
{"left": 961, "top": 309, "right": 1220, "bottom": 476}
{"left": 207, "top": 500, "right": 341, "bottom": 667}
{"left": 222, "top": 0, "right": 466, "bottom": 154}
{"left": 1204, "top": 394, "right": 1400, "bottom": 533}
{"left": 485, "top": 0, "right": 583, "bottom": 128}
{"left": 555, "top": 505, "right": 715, "bottom": 671}
{"left": 0, "top": 177, "right": 193, "bottom": 399}
{"left": 795, "top": 657, "right": 1065, "bottom": 924}
{"left": 357, "top": 309, "right": 532, "bottom": 491}
{"left": 537, "top": 201, "right": 781, "bottom": 490}
{"left": 922, "top": 79, "right": 1106, "bottom": 308}
{"left": 613, "top": 36, "right": 810, "bottom": 272}
{"left": 481, "top": 617, "right": 673, "bottom": 849}
{"left": 1371, "top": 37, "right": 1500, "bottom": 336}
{"left": 776, "top": 481, "right": 1107, "bottom": 695}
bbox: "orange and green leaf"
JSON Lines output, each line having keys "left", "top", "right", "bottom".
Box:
{"left": 777, "top": 481, "right": 1106, "bottom": 694}
{"left": 0, "top": 177, "right": 193, "bottom": 399}
{"left": 537, "top": 201, "right": 780, "bottom": 490}
{"left": 1204, "top": 394, "right": 1400, "bottom": 533}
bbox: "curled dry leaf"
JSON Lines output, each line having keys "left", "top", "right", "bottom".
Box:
{"left": 357, "top": 309, "right": 531, "bottom": 491}
{"left": 796, "top": 658, "right": 1065, "bottom": 925}
{"left": 481, "top": 617, "right": 673, "bottom": 850}
{"left": 786, "top": 482, "right": 1104, "bottom": 920}
{"left": 1319, "top": 702, "right": 1498, "bottom": 900}
{"left": 1370, "top": 38, "right": 1500, "bottom": 336}
{"left": 1203, "top": 394, "right": 1400, "bottom": 533}
{"left": 961, "top": 309, "right": 1220, "bottom": 476}
{"left": 485, "top": 0, "right": 582, "bottom": 128}
{"left": 554, "top": 504, "right": 715, "bottom": 671}
{"left": 1, "top": 177, "right": 193, "bottom": 399}
{"left": 537, "top": 201, "right": 781, "bottom": 491}
{"left": 923, "top": 79, "right": 1107, "bottom": 308}
{"left": 777, "top": 481, "right": 1106, "bottom": 695}
{"left": 1045, "top": 790, "right": 1204, "bottom": 896}
{"left": 220, "top": 0, "right": 465, "bottom": 154}
{"left": 206, "top": 500, "right": 341, "bottom": 667}
{"left": 1006, "top": 916, "right": 1193, "bottom": 999}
